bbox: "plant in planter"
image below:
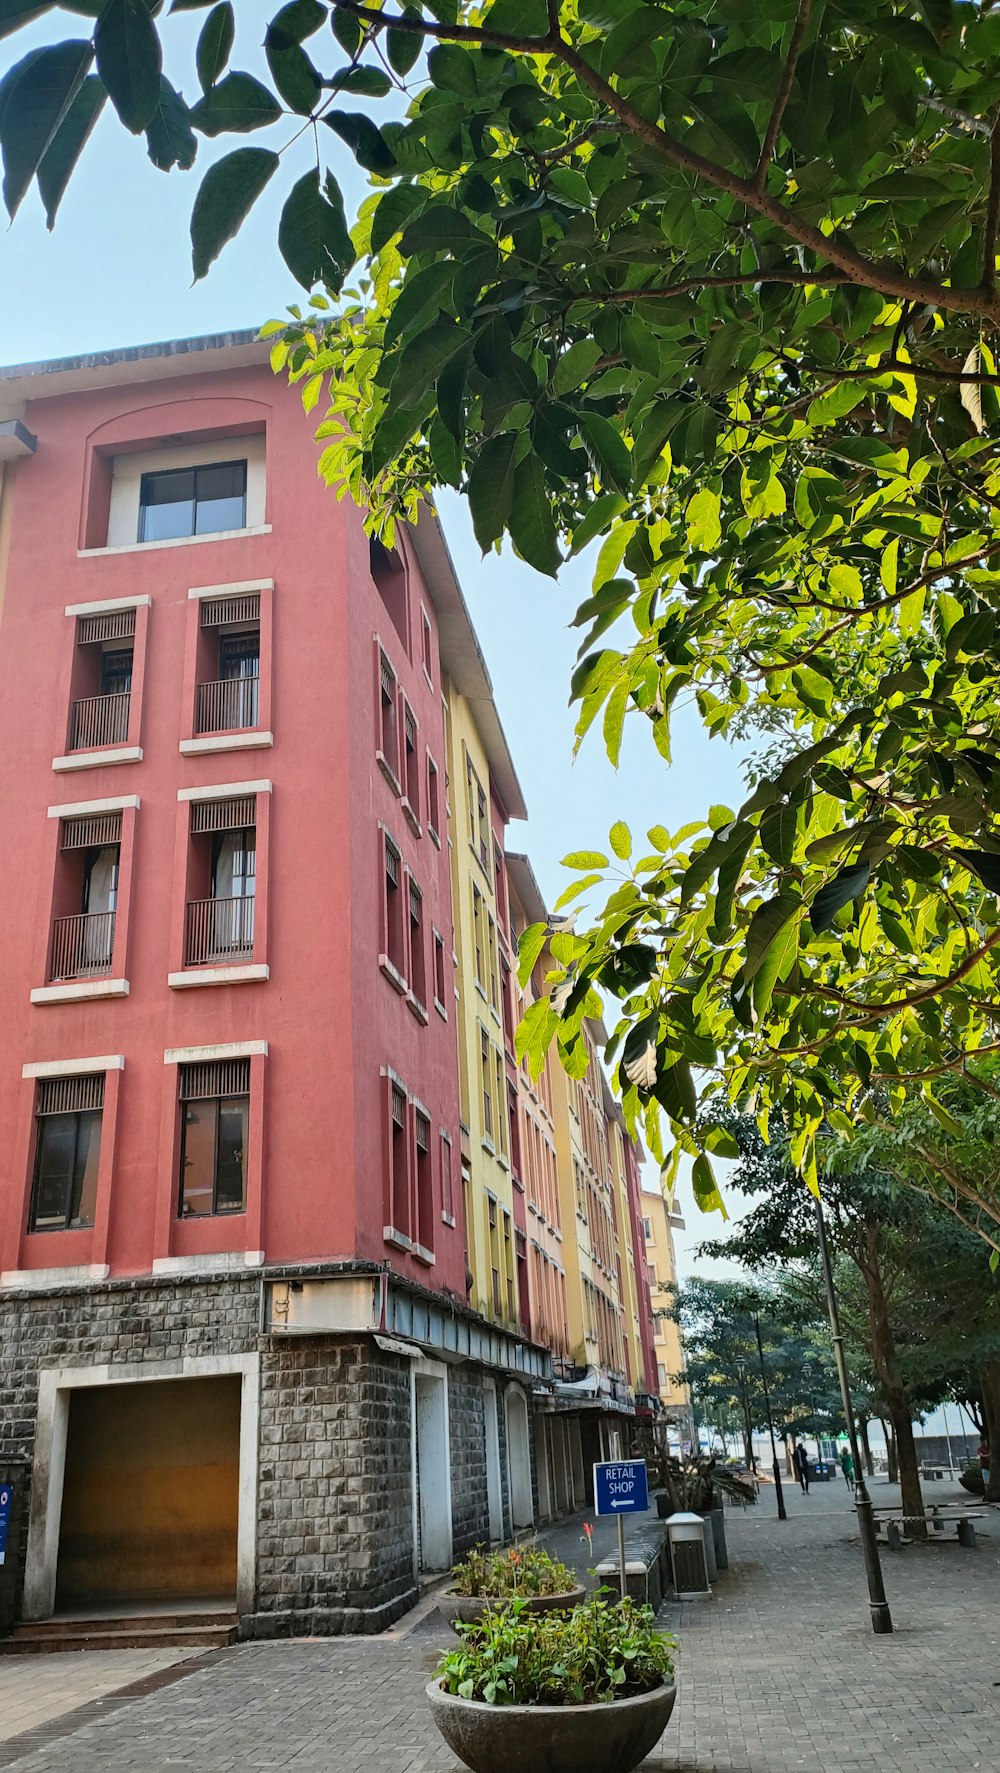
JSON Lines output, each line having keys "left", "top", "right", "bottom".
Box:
{"left": 428, "top": 1594, "right": 677, "bottom": 1773}
{"left": 653, "top": 1453, "right": 755, "bottom": 1515}
{"left": 446, "top": 1547, "right": 585, "bottom": 1625}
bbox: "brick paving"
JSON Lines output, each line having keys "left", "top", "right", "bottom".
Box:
{"left": 1, "top": 1476, "right": 998, "bottom": 1771}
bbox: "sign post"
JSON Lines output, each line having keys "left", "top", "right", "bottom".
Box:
{"left": 592, "top": 1458, "right": 649, "bottom": 1600}
{"left": 0, "top": 1483, "right": 12, "bottom": 1569}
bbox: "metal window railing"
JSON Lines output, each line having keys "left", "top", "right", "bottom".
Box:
{"left": 70, "top": 691, "right": 130, "bottom": 750}
{"left": 195, "top": 674, "right": 260, "bottom": 734}
{"left": 49, "top": 910, "right": 116, "bottom": 981}
{"left": 185, "top": 896, "right": 255, "bottom": 966}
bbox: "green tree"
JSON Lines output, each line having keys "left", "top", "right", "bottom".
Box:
{"left": 12, "top": 1, "right": 1000, "bottom": 1224}
{"left": 672, "top": 1274, "right": 842, "bottom": 1471}
{"left": 701, "top": 1114, "right": 1000, "bottom": 1518}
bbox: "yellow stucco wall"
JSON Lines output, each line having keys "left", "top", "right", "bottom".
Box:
{"left": 442, "top": 676, "right": 518, "bottom": 1328}
{"left": 642, "top": 1189, "right": 691, "bottom": 1427}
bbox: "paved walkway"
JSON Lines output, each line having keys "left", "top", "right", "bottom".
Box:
{"left": 0, "top": 1477, "right": 997, "bottom": 1771}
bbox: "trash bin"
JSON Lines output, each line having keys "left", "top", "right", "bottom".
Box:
{"left": 808, "top": 1461, "right": 832, "bottom": 1483}
{"left": 665, "top": 1511, "right": 712, "bottom": 1598}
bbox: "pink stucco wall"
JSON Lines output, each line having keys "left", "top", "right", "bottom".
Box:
{"left": 0, "top": 359, "right": 466, "bottom": 1297}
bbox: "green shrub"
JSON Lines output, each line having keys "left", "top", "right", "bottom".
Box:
{"left": 450, "top": 1546, "right": 577, "bottom": 1598}
{"left": 435, "top": 1595, "right": 677, "bottom": 1706}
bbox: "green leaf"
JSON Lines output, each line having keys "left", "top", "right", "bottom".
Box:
{"left": 326, "top": 64, "right": 392, "bottom": 97}
{"left": 324, "top": 107, "right": 396, "bottom": 172}
{"left": 744, "top": 893, "right": 801, "bottom": 982}
{"left": 581, "top": 413, "right": 632, "bottom": 494}
{"left": 278, "top": 166, "right": 354, "bottom": 292}
{"left": 468, "top": 432, "right": 519, "bottom": 553}
{"left": 400, "top": 203, "right": 485, "bottom": 255}
{"left": 552, "top": 338, "right": 601, "bottom": 396}
{"left": 569, "top": 492, "right": 627, "bottom": 558}
{"left": 266, "top": 38, "right": 321, "bottom": 114}
{"left": 145, "top": 76, "right": 197, "bottom": 171}
{"left": 809, "top": 863, "right": 871, "bottom": 933}
{"left": 517, "top": 919, "right": 548, "bottom": 988}
{"left": 427, "top": 42, "right": 478, "bottom": 95}
{"left": 953, "top": 849, "right": 1000, "bottom": 894}
{"left": 265, "top": 0, "right": 326, "bottom": 47}
{"left": 190, "top": 144, "right": 278, "bottom": 279}
{"left": 94, "top": 0, "right": 162, "bottom": 133}
{"left": 509, "top": 452, "right": 561, "bottom": 577}
{"left": 686, "top": 486, "right": 721, "bottom": 551}
{"left": 34, "top": 66, "right": 103, "bottom": 226}
{"left": 190, "top": 71, "right": 282, "bottom": 135}
{"left": 196, "top": 2, "right": 234, "bottom": 92}
{"left": 386, "top": 8, "right": 422, "bottom": 74}
{"left": 609, "top": 820, "right": 632, "bottom": 861}
{"left": 390, "top": 320, "right": 470, "bottom": 410}
{"left": 561, "top": 850, "right": 609, "bottom": 869}
{"left": 0, "top": 3, "right": 55, "bottom": 42}
{"left": 0, "top": 38, "right": 93, "bottom": 218}
{"left": 691, "top": 1152, "right": 724, "bottom": 1214}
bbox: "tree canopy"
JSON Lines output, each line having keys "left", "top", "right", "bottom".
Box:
{"left": 7, "top": 0, "right": 1000, "bottom": 1222}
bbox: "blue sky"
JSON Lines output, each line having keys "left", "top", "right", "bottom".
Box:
{"left": 1, "top": 8, "right": 747, "bottom": 1269}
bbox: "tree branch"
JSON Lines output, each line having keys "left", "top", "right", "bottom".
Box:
{"left": 790, "top": 353, "right": 1000, "bottom": 390}
{"left": 984, "top": 110, "right": 1000, "bottom": 297}
{"left": 566, "top": 267, "right": 852, "bottom": 303}
{"left": 537, "top": 119, "right": 616, "bottom": 162}
{"left": 753, "top": 0, "right": 811, "bottom": 193}
{"left": 333, "top": 0, "right": 1000, "bottom": 322}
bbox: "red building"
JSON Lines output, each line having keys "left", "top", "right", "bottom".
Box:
{"left": 0, "top": 333, "right": 545, "bottom": 1642}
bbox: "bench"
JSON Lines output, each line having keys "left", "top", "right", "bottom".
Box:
{"left": 872, "top": 1506, "right": 985, "bottom": 1550}
{"left": 594, "top": 1525, "right": 668, "bottom": 1609}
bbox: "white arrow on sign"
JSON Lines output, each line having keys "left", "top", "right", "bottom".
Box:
{"left": 611, "top": 1499, "right": 631, "bottom": 1508}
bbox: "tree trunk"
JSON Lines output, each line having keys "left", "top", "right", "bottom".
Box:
{"left": 862, "top": 1224, "right": 924, "bottom": 1532}
{"left": 858, "top": 1414, "right": 875, "bottom": 1478}
{"left": 881, "top": 1417, "right": 898, "bottom": 1484}
{"left": 783, "top": 1433, "right": 793, "bottom": 1478}
{"left": 978, "top": 1357, "right": 1000, "bottom": 1503}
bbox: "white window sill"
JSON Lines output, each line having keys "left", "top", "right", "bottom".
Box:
{"left": 78, "top": 524, "right": 272, "bottom": 559}
{"left": 180, "top": 732, "right": 273, "bottom": 756}
{"left": 53, "top": 746, "right": 142, "bottom": 772}
{"left": 376, "top": 752, "right": 401, "bottom": 796}
{"left": 31, "top": 978, "right": 129, "bottom": 1005}
{"left": 441, "top": 1211, "right": 456, "bottom": 1228}
{"left": 379, "top": 956, "right": 408, "bottom": 994}
{"left": 434, "top": 996, "right": 448, "bottom": 1022}
{"left": 401, "top": 798, "right": 422, "bottom": 838}
{"left": 152, "top": 1252, "right": 264, "bottom": 1277}
{"left": 383, "top": 1226, "right": 412, "bottom": 1252}
{"left": 428, "top": 824, "right": 441, "bottom": 850}
{"left": 407, "top": 993, "right": 429, "bottom": 1025}
{"left": 168, "top": 964, "right": 268, "bottom": 989}
{"left": 412, "top": 1244, "right": 436, "bottom": 1268}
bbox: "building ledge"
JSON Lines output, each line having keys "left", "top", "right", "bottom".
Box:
{"left": 78, "top": 524, "right": 272, "bottom": 559}
{"left": 383, "top": 1226, "right": 412, "bottom": 1252}
{"left": 180, "top": 732, "right": 273, "bottom": 756}
{"left": 168, "top": 964, "right": 268, "bottom": 989}
{"left": 0, "top": 418, "right": 36, "bottom": 460}
{"left": 2, "top": 1263, "right": 109, "bottom": 1291}
{"left": 31, "top": 978, "right": 129, "bottom": 1005}
{"left": 52, "top": 746, "right": 142, "bottom": 772}
{"left": 412, "top": 1244, "right": 435, "bottom": 1268}
{"left": 152, "top": 1252, "right": 264, "bottom": 1277}
{"left": 379, "top": 956, "right": 407, "bottom": 994}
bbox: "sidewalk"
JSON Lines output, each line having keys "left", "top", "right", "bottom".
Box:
{"left": 0, "top": 1477, "right": 998, "bottom": 1771}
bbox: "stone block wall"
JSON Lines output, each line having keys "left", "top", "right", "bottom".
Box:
{"left": 448, "top": 1368, "right": 488, "bottom": 1558}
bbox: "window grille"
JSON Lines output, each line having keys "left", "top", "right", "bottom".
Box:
{"left": 415, "top": 1112, "right": 430, "bottom": 1153}
{"left": 61, "top": 811, "right": 123, "bottom": 849}
{"left": 380, "top": 654, "right": 395, "bottom": 699}
{"left": 37, "top": 1074, "right": 105, "bottom": 1115}
{"left": 409, "top": 881, "right": 421, "bottom": 923}
{"left": 391, "top": 1082, "right": 406, "bottom": 1126}
{"left": 201, "top": 594, "right": 260, "bottom": 628}
{"left": 77, "top": 610, "right": 135, "bottom": 645}
{"left": 385, "top": 838, "right": 399, "bottom": 885}
{"left": 404, "top": 705, "right": 416, "bottom": 748}
{"left": 190, "top": 795, "right": 256, "bottom": 834}
{"left": 179, "top": 1057, "right": 251, "bottom": 1101}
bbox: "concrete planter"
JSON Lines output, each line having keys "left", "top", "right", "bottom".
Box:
{"left": 445, "top": 1586, "right": 586, "bottom": 1627}
{"left": 426, "top": 1676, "right": 677, "bottom": 1773}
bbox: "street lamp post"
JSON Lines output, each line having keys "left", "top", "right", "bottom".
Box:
{"left": 814, "top": 1196, "right": 893, "bottom": 1635}
{"left": 751, "top": 1314, "right": 787, "bottom": 1522}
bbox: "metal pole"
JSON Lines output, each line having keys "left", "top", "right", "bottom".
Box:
{"left": 751, "top": 1315, "right": 787, "bottom": 1522}
{"left": 941, "top": 1400, "right": 956, "bottom": 1478}
{"left": 617, "top": 1512, "right": 627, "bottom": 1602}
{"left": 814, "top": 1197, "right": 893, "bottom": 1635}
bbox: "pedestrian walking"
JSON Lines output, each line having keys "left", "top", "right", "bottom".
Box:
{"left": 793, "top": 1440, "right": 810, "bottom": 1494}
{"left": 979, "top": 1437, "right": 991, "bottom": 1496}
{"left": 840, "top": 1446, "right": 854, "bottom": 1487}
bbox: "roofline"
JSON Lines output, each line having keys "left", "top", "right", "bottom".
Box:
{"left": 0, "top": 330, "right": 268, "bottom": 416}
{"left": 505, "top": 852, "right": 548, "bottom": 925}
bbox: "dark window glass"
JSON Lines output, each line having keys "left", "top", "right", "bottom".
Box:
{"left": 30, "top": 1110, "right": 101, "bottom": 1231}
{"left": 99, "top": 649, "right": 133, "bottom": 696}
{"left": 138, "top": 461, "right": 247, "bottom": 542}
{"left": 179, "top": 1093, "right": 249, "bottom": 1216}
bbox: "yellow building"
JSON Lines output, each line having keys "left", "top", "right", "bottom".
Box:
{"left": 641, "top": 1187, "right": 693, "bottom": 1444}
{"left": 606, "top": 1095, "right": 649, "bottom": 1397}
{"left": 440, "top": 651, "right": 526, "bottom": 1331}
{"left": 549, "top": 1021, "right": 627, "bottom": 1389}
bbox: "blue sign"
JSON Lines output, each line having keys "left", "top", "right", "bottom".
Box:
{"left": 0, "top": 1483, "right": 11, "bottom": 1567}
{"left": 593, "top": 1459, "right": 648, "bottom": 1516}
